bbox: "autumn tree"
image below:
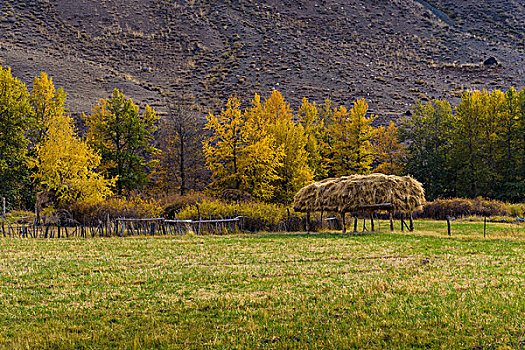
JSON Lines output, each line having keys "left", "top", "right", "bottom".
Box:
{"left": 203, "top": 96, "right": 245, "bottom": 192}
{"left": 84, "top": 89, "right": 160, "bottom": 195}
{"left": 155, "top": 100, "right": 207, "bottom": 195}
{"left": 330, "top": 99, "right": 376, "bottom": 176}
{"left": 0, "top": 67, "right": 34, "bottom": 208}
{"left": 297, "top": 97, "right": 327, "bottom": 180}
{"left": 33, "top": 112, "right": 115, "bottom": 204}
{"left": 372, "top": 121, "right": 405, "bottom": 175}
{"left": 262, "top": 91, "right": 313, "bottom": 203}
{"left": 239, "top": 94, "right": 282, "bottom": 201}
{"left": 29, "top": 72, "right": 66, "bottom": 146}
{"left": 203, "top": 95, "right": 282, "bottom": 201}
{"left": 203, "top": 91, "right": 312, "bottom": 203}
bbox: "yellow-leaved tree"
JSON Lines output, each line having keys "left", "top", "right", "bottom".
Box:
{"left": 297, "top": 97, "right": 327, "bottom": 180}
{"left": 239, "top": 94, "right": 282, "bottom": 201}
{"left": 330, "top": 99, "right": 376, "bottom": 175}
{"left": 31, "top": 75, "right": 114, "bottom": 204}
{"left": 203, "top": 91, "right": 313, "bottom": 203}
{"left": 33, "top": 113, "right": 115, "bottom": 204}
{"left": 262, "top": 91, "right": 313, "bottom": 203}
{"left": 30, "top": 72, "right": 66, "bottom": 145}
{"left": 372, "top": 121, "right": 406, "bottom": 175}
{"left": 203, "top": 96, "right": 246, "bottom": 191}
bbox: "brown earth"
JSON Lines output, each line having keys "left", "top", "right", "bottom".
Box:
{"left": 0, "top": 0, "right": 523, "bottom": 124}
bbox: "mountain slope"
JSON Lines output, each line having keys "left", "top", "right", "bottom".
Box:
{"left": 1, "top": 0, "right": 523, "bottom": 123}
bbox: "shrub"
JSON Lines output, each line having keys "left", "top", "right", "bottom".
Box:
{"left": 161, "top": 192, "right": 215, "bottom": 219}
{"left": 69, "top": 195, "right": 163, "bottom": 224}
{"left": 421, "top": 197, "right": 508, "bottom": 219}
{"left": 175, "top": 199, "right": 309, "bottom": 232}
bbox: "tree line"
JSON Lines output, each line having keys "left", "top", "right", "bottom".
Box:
{"left": 0, "top": 66, "right": 523, "bottom": 210}
{"left": 400, "top": 88, "right": 525, "bottom": 201}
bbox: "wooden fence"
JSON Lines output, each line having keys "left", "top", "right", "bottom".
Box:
{"left": 0, "top": 216, "right": 244, "bottom": 238}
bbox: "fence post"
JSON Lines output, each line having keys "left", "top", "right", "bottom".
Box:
{"left": 354, "top": 216, "right": 358, "bottom": 232}
{"left": 447, "top": 217, "right": 451, "bottom": 236}
{"left": 306, "top": 212, "right": 311, "bottom": 233}
{"left": 196, "top": 204, "right": 201, "bottom": 235}
{"left": 341, "top": 212, "right": 346, "bottom": 234}
{"left": 389, "top": 212, "right": 394, "bottom": 232}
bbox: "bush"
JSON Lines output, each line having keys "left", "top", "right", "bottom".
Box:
{"left": 162, "top": 192, "right": 215, "bottom": 219}
{"left": 421, "top": 197, "right": 508, "bottom": 219}
{"left": 69, "top": 196, "right": 163, "bottom": 224}
{"left": 175, "top": 199, "right": 309, "bottom": 232}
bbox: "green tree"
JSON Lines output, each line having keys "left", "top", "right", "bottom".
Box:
{"left": 399, "top": 100, "right": 454, "bottom": 200}
{"left": 0, "top": 67, "right": 34, "bottom": 208}
{"left": 478, "top": 89, "right": 504, "bottom": 197}
{"left": 495, "top": 87, "right": 524, "bottom": 200}
{"left": 84, "top": 89, "right": 160, "bottom": 195}
{"left": 453, "top": 90, "right": 495, "bottom": 197}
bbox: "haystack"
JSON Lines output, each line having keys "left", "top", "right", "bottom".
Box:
{"left": 293, "top": 173, "right": 425, "bottom": 214}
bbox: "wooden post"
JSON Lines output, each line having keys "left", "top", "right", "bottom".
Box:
{"left": 341, "top": 212, "right": 346, "bottom": 233}
{"left": 354, "top": 216, "right": 358, "bottom": 232}
{"left": 483, "top": 217, "right": 487, "bottom": 238}
{"left": 389, "top": 212, "right": 394, "bottom": 232}
{"left": 401, "top": 214, "right": 404, "bottom": 231}
{"left": 447, "top": 217, "right": 451, "bottom": 236}
{"left": 409, "top": 212, "right": 414, "bottom": 232}
{"left": 306, "top": 212, "right": 311, "bottom": 233}
{"left": 196, "top": 204, "right": 201, "bottom": 235}
{"left": 370, "top": 212, "right": 375, "bottom": 232}
{"left": 362, "top": 216, "right": 368, "bottom": 232}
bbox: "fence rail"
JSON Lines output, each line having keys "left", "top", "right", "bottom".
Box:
{"left": 0, "top": 216, "right": 244, "bottom": 238}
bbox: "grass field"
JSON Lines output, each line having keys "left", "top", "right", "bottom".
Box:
{"left": 1, "top": 219, "right": 525, "bottom": 349}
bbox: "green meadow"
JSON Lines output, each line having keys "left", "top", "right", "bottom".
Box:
{"left": 1, "top": 220, "right": 525, "bottom": 349}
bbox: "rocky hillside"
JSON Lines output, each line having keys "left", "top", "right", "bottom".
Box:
{"left": 1, "top": 0, "right": 523, "bottom": 123}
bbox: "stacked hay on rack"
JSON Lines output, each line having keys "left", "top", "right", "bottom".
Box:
{"left": 293, "top": 173, "right": 425, "bottom": 213}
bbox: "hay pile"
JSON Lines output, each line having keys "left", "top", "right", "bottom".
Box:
{"left": 293, "top": 173, "right": 425, "bottom": 213}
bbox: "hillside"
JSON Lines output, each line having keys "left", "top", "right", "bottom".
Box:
{"left": 1, "top": 0, "right": 524, "bottom": 123}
